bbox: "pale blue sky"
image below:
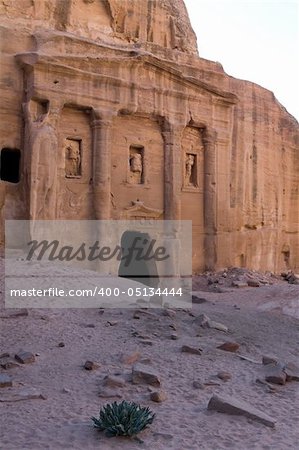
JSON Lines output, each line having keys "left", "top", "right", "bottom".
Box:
{"left": 184, "top": 0, "right": 299, "bottom": 121}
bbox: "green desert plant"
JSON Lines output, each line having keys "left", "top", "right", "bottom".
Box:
{"left": 91, "top": 400, "right": 155, "bottom": 437}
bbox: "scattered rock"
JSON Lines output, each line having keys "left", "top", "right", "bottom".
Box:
{"left": 208, "top": 320, "right": 228, "bottom": 333}
{"left": 58, "top": 342, "right": 65, "bottom": 348}
{"left": 237, "top": 355, "right": 261, "bottom": 364}
{"left": 171, "top": 333, "right": 179, "bottom": 340}
{"left": 196, "top": 314, "right": 228, "bottom": 332}
{"left": 192, "top": 295, "right": 207, "bottom": 304}
{"left": 0, "top": 309, "right": 29, "bottom": 318}
{"left": 133, "top": 309, "right": 155, "bottom": 319}
{"left": 1, "top": 358, "right": 21, "bottom": 370}
{"left": 283, "top": 362, "right": 299, "bottom": 382}
{"left": 132, "top": 363, "right": 161, "bottom": 387}
{"left": 262, "top": 355, "right": 278, "bottom": 365}
{"left": 0, "top": 387, "right": 46, "bottom": 402}
{"left": 0, "top": 353, "right": 10, "bottom": 359}
{"left": 163, "top": 309, "right": 176, "bottom": 318}
{"left": 15, "top": 351, "right": 35, "bottom": 364}
{"left": 217, "top": 342, "right": 240, "bottom": 353}
{"left": 62, "top": 387, "right": 71, "bottom": 394}
{"left": 181, "top": 345, "right": 202, "bottom": 355}
{"left": 247, "top": 280, "right": 260, "bottom": 287}
{"left": 139, "top": 358, "right": 151, "bottom": 365}
{"left": 152, "top": 432, "right": 174, "bottom": 440}
{"left": 103, "top": 375, "right": 126, "bottom": 388}
{"left": 120, "top": 351, "right": 141, "bottom": 365}
{"left": 217, "top": 371, "right": 232, "bottom": 382}
{"left": 204, "top": 381, "right": 221, "bottom": 387}
{"left": 0, "top": 374, "right": 13, "bottom": 388}
{"left": 106, "top": 320, "right": 118, "bottom": 327}
{"left": 98, "top": 388, "right": 122, "bottom": 399}
{"left": 150, "top": 390, "right": 167, "bottom": 402}
{"left": 193, "top": 380, "right": 205, "bottom": 389}
{"left": 196, "top": 313, "right": 210, "bottom": 327}
{"left": 207, "top": 394, "right": 276, "bottom": 428}
{"left": 283, "top": 272, "right": 299, "bottom": 284}
{"left": 264, "top": 363, "right": 287, "bottom": 385}
{"left": 256, "top": 378, "right": 277, "bottom": 393}
{"left": 232, "top": 281, "right": 248, "bottom": 288}
{"left": 84, "top": 360, "right": 100, "bottom": 371}
{"left": 140, "top": 340, "right": 153, "bottom": 346}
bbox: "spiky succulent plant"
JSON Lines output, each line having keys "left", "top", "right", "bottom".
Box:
{"left": 91, "top": 400, "right": 155, "bottom": 437}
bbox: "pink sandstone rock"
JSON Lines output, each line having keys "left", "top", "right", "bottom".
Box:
{"left": 0, "top": 0, "right": 298, "bottom": 274}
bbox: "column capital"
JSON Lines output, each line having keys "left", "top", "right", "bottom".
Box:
{"left": 202, "top": 128, "right": 217, "bottom": 145}
{"left": 91, "top": 108, "right": 116, "bottom": 127}
{"left": 161, "top": 121, "right": 185, "bottom": 144}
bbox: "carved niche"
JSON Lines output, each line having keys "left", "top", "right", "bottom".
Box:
{"left": 185, "top": 153, "right": 197, "bottom": 186}
{"left": 65, "top": 138, "right": 82, "bottom": 178}
{"left": 129, "top": 145, "right": 144, "bottom": 184}
{"left": 182, "top": 126, "right": 204, "bottom": 192}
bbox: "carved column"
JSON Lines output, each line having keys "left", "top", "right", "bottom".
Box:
{"left": 203, "top": 128, "right": 217, "bottom": 270}
{"left": 91, "top": 110, "right": 115, "bottom": 220}
{"left": 161, "top": 121, "right": 184, "bottom": 287}
{"left": 162, "top": 122, "right": 184, "bottom": 220}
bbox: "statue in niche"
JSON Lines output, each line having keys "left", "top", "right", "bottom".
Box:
{"left": 185, "top": 153, "right": 195, "bottom": 186}
{"left": 65, "top": 140, "right": 81, "bottom": 177}
{"left": 23, "top": 101, "right": 59, "bottom": 221}
{"left": 129, "top": 150, "right": 143, "bottom": 184}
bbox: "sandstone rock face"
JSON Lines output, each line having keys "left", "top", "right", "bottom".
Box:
{"left": 0, "top": 0, "right": 298, "bottom": 273}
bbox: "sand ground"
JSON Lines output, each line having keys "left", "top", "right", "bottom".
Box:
{"left": 1, "top": 259, "right": 299, "bottom": 450}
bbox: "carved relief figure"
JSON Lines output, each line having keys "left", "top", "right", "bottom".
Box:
{"left": 23, "top": 102, "right": 59, "bottom": 221}
{"left": 65, "top": 139, "right": 81, "bottom": 177}
{"left": 129, "top": 149, "right": 143, "bottom": 184}
{"left": 185, "top": 153, "right": 195, "bottom": 186}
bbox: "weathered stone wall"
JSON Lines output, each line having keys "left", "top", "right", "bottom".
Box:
{"left": 0, "top": 0, "right": 298, "bottom": 272}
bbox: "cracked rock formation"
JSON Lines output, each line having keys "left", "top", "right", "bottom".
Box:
{"left": 0, "top": 0, "right": 298, "bottom": 272}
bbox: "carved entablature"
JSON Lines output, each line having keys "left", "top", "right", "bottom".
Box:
{"left": 120, "top": 200, "right": 163, "bottom": 220}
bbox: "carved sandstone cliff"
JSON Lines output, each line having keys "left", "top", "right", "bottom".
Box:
{"left": 0, "top": 0, "right": 298, "bottom": 272}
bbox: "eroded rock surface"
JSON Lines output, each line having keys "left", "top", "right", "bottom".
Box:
{"left": 0, "top": 0, "right": 298, "bottom": 273}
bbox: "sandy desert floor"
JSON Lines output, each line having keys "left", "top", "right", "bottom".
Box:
{"left": 1, "top": 260, "right": 299, "bottom": 450}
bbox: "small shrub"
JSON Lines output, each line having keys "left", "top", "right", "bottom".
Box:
{"left": 91, "top": 400, "right": 155, "bottom": 437}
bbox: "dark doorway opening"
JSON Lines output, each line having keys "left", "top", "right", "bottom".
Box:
{"left": 118, "top": 230, "right": 159, "bottom": 288}
{"left": 0, "top": 148, "right": 21, "bottom": 183}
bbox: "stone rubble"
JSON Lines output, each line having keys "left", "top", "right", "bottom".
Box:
{"left": 181, "top": 345, "right": 203, "bottom": 355}
{"left": 0, "top": 387, "right": 46, "bottom": 402}
{"left": 84, "top": 360, "right": 100, "bottom": 371}
{"left": 103, "top": 375, "right": 126, "bottom": 388}
{"left": 196, "top": 314, "right": 228, "bottom": 332}
{"left": 0, "top": 374, "right": 13, "bottom": 388}
{"left": 217, "top": 342, "right": 240, "bottom": 353}
{"left": 150, "top": 390, "right": 167, "bottom": 403}
{"left": 120, "top": 351, "right": 141, "bottom": 365}
{"left": 264, "top": 363, "right": 287, "bottom": 385}
{"left": 207, "top": 394, "right": 276, "bottom": 428}
{"left": 132, "top": 363, "right": 161, "bottom": 387}
{"left": 15, "top": 351, "right": 36, "bottom": 364}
